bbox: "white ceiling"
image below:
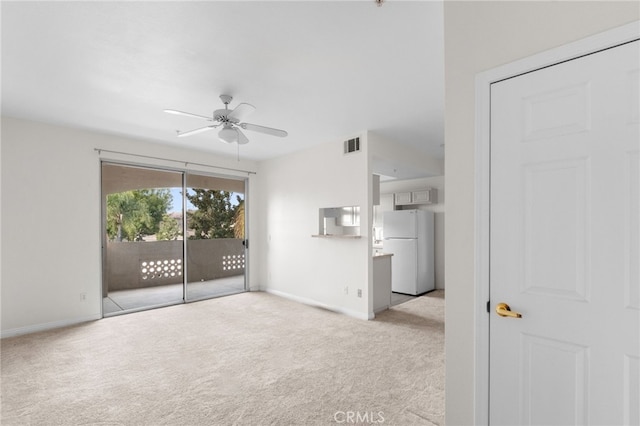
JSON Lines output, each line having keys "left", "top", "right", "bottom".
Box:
{"left": 1, "top": 1, "right": 444, "bottom": 164}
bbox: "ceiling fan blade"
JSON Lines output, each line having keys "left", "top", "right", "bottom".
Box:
{"left": 164, "top": 109, "right": 212, "bottom": 121}
{"left": 227, "top": 103, "right": 256, "bottom": 122}
{"left": 176, "top": 124, "right": 218, "bottom": 137}
{"left": 240, "top": 122, "right": 288, "bottom": 137}
{"left": 237, "top": 128, "right": 250, "bottom": 145}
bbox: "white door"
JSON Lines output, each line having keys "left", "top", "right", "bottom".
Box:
{"left": 490, "top": 40, "right": 639, "bottom": 425}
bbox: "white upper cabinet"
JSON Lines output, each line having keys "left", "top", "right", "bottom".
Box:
{"left": 394, "top": 192, "right": 413, "bottom": 205}
{"left": 395, "top": 188, "right": 437, "bottom": 206}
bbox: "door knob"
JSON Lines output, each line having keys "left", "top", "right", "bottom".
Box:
{"left": 495, "top": 302, "right": 522, "bottom": 318}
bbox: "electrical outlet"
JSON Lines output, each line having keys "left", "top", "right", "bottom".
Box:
{"left": 80, "top": 293, "right": 87, "bottom": 301}
{"left": 344, "top": 286, "right": 349, "bottom": 295}
{"left": 357, "top": 289, "right": 362, "bottom": 298}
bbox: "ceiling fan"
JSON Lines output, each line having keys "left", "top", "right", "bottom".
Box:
{"left": 164, "top": 95, "right": 288, "bottom": 144}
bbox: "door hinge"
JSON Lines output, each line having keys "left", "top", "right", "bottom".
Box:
{"left": 487, "top": 300, "right": 490, "bottom": 313}
{"left": 242, "top": 239, "right": 249, "bottom": 249}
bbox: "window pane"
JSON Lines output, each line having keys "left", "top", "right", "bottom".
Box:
{"left": 185, "top": 173, "right": 246, "bottom": 301}
{"left": 102, "top": 163, "right": 183, "bottom": 315}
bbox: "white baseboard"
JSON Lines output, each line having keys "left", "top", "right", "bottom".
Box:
{"left": 263, "top": 288, "right": 371, "bottom": 320}
{"left": 1, "top": 289, "right": 373, "bottom": 338}
{"left": 1, "top": 314, "right": 102, "bottom": 339}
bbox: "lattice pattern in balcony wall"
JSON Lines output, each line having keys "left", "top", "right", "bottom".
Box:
{"left": 141, "top": 259, "right": 183, "bottom": 280}
{"left": 222, "top": 254, "right": 245, "bottom": 271}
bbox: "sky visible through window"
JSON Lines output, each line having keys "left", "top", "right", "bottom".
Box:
{"left": 169, "top": 188, "right": 192, "bottom": 213}
{"left": 169, "top": 188, "right": 243, "bottom": 213}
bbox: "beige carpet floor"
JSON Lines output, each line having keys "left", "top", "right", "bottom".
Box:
{"left": 1, "top": 291, "right": 444, "bottom": 426}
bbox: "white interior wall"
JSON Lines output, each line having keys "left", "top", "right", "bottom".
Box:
{"left": 0, "top": 116, "right": 3, "bottom": 327}
{"left": 380, "top": 176, "right": 445, "bottom": 289}
{"left": 0, "top": 116, "right": 259, "bottom": 337}
{"left": 443, "top": 2, "right": 640, "bottom": 424}
{"left": 257, "top": 133, "right": 371, "bottom": 319}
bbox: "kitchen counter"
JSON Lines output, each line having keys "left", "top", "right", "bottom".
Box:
{"left": 373, "top": 253, "right": 392, "bottom": 313}
{"left": 311, "top": 234, "right": 362, "bottom": 239}
{"left": 373, "top": 252, "right": 393, "bottom": 259}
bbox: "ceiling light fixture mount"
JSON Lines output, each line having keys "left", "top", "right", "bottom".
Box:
{"left": 219, "top": 94, "right": 233, "bottom": 106}
{"left": 375, "top": 0, "right": 384, "bottom": 7}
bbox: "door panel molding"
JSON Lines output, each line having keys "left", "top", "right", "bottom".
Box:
{"left": 521, "top": 334, "right": 589, "bottom": 426}
{"left": 522, "top": 157, "right": 591, "bottom": 302}
{"left": 522, "top": 81, "right": 592, "bottom": 141}
{"left": 474, "top": 21, "right": 640, "bottom": 425}
{"left": 624, "top": 354, "right": 640, "bottom": 424}
{"left": 626, "top": 151, "right": 640, "bottom": 310}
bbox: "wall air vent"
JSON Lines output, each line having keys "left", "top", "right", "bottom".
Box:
{"left": 344, "top": 137, "right": 361, "bottom": 154}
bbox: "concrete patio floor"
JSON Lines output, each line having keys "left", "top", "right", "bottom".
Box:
{"left": 103, "top": 275, "right": 245, "bottom": 316}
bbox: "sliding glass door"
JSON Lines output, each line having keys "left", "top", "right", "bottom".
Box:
{"left": 101, "top": 163, "right": 247, "bottom": 316}
{"left": 185, "top": 174, "right": 246, "bottom": 301}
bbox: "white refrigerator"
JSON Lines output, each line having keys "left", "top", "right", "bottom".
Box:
{"left": 383, "top": 209, "right": 435, "bottom": 295}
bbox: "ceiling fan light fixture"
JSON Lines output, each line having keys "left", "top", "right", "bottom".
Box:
{"left": 165, "top": 94, "right": 288, "bottom": 145}
{"left": 218, "top": 125, "right": 239, "bottom": 144}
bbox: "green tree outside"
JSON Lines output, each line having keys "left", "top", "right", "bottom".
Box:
{"left": 234, "top": 200, "right": 245, "bottom": 239}
{"left": 106, "top": 189, "right": 172, "bottom": 241}
{"left": 106, "top": 188, "right": 243, "bottom": 242}
{"left": 135, "top": 189, "right": 172, "bottom": 236}
{"left": 157, "top": 214, "right": 181, "bottom": 241}
{"left": 186, "top": 189, "right": 241, "bottom": 239}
